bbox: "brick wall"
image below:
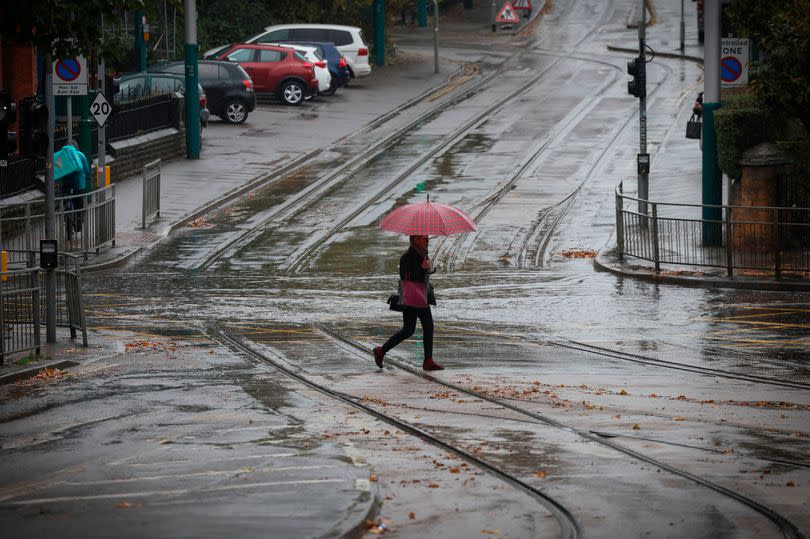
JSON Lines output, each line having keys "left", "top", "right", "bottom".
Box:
{"left": 106, "top": 126, "right": 186, "bottom": 182}
{"left": 1, "top": 41, "right": 38, "bottom": 153}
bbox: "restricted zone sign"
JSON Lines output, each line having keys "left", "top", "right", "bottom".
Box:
{"left": 720, "top": 38, "right": 749, "bottom": 88}
{"left": 53, "top": 56, "right": 88, "bottom": 96}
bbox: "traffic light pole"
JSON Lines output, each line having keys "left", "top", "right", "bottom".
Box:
{"left": 44, "top": 54, "right": 57, "bottom": 344}
{"left": 637, "top": 0, "right": 648, "bottom": 219}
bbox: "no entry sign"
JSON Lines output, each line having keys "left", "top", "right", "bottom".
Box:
{"left": 720, "top": 38, "right": 749, "bottom": 87}
{"left": 53, "top": 56, "right": 88, "bottom": 96}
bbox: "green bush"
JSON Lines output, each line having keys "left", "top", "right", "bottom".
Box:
{"left": 715, "top": 92, "right": 808, "bottom": 179}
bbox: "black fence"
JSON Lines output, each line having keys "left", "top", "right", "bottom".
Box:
{"left": 52, "top": 93, "right": 180, "bottom": 159}
{"left": 0, "top": 156, "right": 37, "bottom": 197}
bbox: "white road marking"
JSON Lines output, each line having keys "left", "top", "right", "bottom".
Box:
{"left": 10, "top": 479, "right": 346, "bottom": 505}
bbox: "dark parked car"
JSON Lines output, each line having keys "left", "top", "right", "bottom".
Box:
{"left": 151, "top": 60, "right": 256, "bottom": 124}
{"left": 261, "top": 41, "right": 350, "bottom": 96}
{"left": 215, "top": 43, "right": 318, "bottom": 106}
{"left": 114, "top": 72, "right": 210, "bottom": 130}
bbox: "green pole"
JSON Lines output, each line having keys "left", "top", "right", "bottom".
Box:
{"left": 184, "top": 0, "right": 200, "bottom": 159}
{"left": 701, "top": 102, "right": 722, "bottom": 244}
{"left": 79, "top": 94, "right": 92, "bottom": 165}
{"left": 701, "top": 0, "right": 722, "bottom": 246}
{"left": 418, "top": 0, "right": 427, "bottom": 27}
{"left": 135, "top": 11, "right": 147, "bottom": 71}
{"left": 374, "top": 0, "right": 385, "bottom": 66}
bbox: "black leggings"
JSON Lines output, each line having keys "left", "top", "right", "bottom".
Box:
{"left": 382, "top": 307, "right": 434, "bottom": 360}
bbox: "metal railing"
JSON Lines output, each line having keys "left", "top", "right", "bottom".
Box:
{"left": 0, "top": 251, "right": 87, "bottom": 364}
{"left": 0, "top": 266, "right": 41, "bottom": 363}
{"left": 0, "top": 184, "right": 116, "bottom": 257}
{"left": 615, "top": 184, "right": 810, "bottom": 277}
{"left": 142, "top": 159, "right": 161, "bottom": 228}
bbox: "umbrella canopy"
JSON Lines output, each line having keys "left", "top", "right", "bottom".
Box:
{"left": 379, "top": 200, "right": 476, "bottom": 236}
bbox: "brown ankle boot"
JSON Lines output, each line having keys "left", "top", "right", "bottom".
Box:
{"left": 422, "top": 358, "right": 444, "bottom": 371}
{"left": 373, "top": 347, "right": 384, "bottom": 368}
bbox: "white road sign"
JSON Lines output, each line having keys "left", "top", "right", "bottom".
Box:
{"left": 53, "top": 56, "right": 88, "bottom": 96}
{"left": 90, "top": 92, "right": 112, "bottom": 127}
{"left": 720, "top": 38, "right": 749, "bottom": 88}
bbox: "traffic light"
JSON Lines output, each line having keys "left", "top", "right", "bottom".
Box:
{"left": 0, "top": 91, "right": 18, "bottom": 167}
{"left": 627, "top": 56, "right": 646, "bottom": 99}
{"left": 19, "top": 97, "right": 48, "bottom": 159}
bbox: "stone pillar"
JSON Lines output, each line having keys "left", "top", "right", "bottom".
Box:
{"left": 731, "top": 143, "right": 792, "bottom": 251}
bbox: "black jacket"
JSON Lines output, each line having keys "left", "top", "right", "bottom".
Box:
{"left": 399, "top": 247, "right": 431, "bottom": 282}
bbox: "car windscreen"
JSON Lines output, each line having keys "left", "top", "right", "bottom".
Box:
{"left": 293, "top": 51, "right": 308, "bottom": 62}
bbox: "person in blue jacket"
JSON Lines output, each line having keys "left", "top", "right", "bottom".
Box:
{"left": 58, "top": 141, "right": 91, "bottom": 233}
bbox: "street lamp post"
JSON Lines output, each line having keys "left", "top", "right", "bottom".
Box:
{"left": 183, "top": 0, "right": 200, "bottom": 159}
{"left": 433, "top": 0, "right": 439, "bottom": 73}
{"left": 680, "top": 0, "right": 685, "bottom": 52}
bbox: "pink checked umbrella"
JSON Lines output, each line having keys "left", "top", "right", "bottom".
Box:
{"left": 379, "top": 196, "right": 476, "bottom": 236}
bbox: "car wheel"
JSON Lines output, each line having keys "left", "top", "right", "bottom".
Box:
{"left": 321, "top": 80, "right": 337, "bottom": 97}
{"left": 281, "top": 80, "right": 304, "bottom": 105}
{"left": 223, "top": 100, "right": 248, "bottom": 123}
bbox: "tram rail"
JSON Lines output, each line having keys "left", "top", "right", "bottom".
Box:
{"left": 311, "top": 324, "right": 803, "bottom": 539}
{"left": 216, "top": 327, "right": 583, "bottom": 539}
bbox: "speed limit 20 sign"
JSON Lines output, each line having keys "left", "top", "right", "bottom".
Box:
{"left": 90, "top": 92, "right": 112, "bottom": 127}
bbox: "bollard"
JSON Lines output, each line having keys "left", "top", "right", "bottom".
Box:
{"left": 1, "top": 250, "right": 6, "bottom": 282}
{"left": 104, "top": 165, "right": 111, "bottom": 187}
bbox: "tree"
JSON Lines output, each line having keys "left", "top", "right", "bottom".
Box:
{"left": 726, "top": 0, "right": 810, "bottom": 133}
{"left": 1, "top": 0, "right": 168, "bottom": 61}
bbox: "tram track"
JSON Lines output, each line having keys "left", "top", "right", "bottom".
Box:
{"left": 215, "top": 327, "right": 583, "bottom": 539}
{"left": 554, "top": 339, "right": 810, "bottom": 391}
{"left": 189, "top": 61, "right": 511, "bottom": 272}
{"left": 433, "top": 322, "right": 810, "bottom": 390}
{"left": 191, "top": 2, "right": 631, "bottom": 275}
{"left": 311, "top": 325, "right": 803, "bottom": 539}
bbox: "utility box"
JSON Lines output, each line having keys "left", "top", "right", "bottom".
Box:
{"left": 730, "top": 143, "right": 792, "bottom": 251}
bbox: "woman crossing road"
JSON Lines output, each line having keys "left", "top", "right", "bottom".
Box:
{"left": 374, "top": 235, "right": 444, "bottom": 371}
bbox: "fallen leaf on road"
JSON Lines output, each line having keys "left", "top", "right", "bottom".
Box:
{"left": 632, "top": 424, "right": 641, "bottom": 430}
{"left": 33, "top": 367, "right": 67, "bottom": 380}
{"left": 561, "top": 249, "right": 597, "bottom": 258}
{"left": 449, "top": 466, "right": 460, "bottom": 473}
{"left": 409, "top": 512, "right": 415, "bottom": 520}
{"left": 115, "top": 501, "right": 140, "bottom": 509}
{"left": 533, "top": 470, "right": 546, "bottom": 478}
{"left": 673, "top": 417, "right": 687, "bottom": 421}
{"left": 428, "top": 482, "right": 439, "bottom": 488}
{"left": 619, "top": 389, "right": 629, "bottom": 396}
{"left": 786, "top": 481, "right": 796, "bottom": 487}
{"left": 369, "top": 474, "right": 378, "bottom": 482}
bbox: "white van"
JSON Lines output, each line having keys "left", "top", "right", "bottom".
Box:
{"left": 245, "top": 24, "right": 371, "bottom": 79}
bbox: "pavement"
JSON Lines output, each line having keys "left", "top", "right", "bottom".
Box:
{"left": 2, "top": 1, "right": 807, "bottom": 536}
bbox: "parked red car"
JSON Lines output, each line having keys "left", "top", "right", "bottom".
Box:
{"left": 215, "top": 43, "right": 318, "bottom": 105}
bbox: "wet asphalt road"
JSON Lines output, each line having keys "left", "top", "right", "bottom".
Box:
{"left": 3, "top": 0, "right": 810, "bottom": 537}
